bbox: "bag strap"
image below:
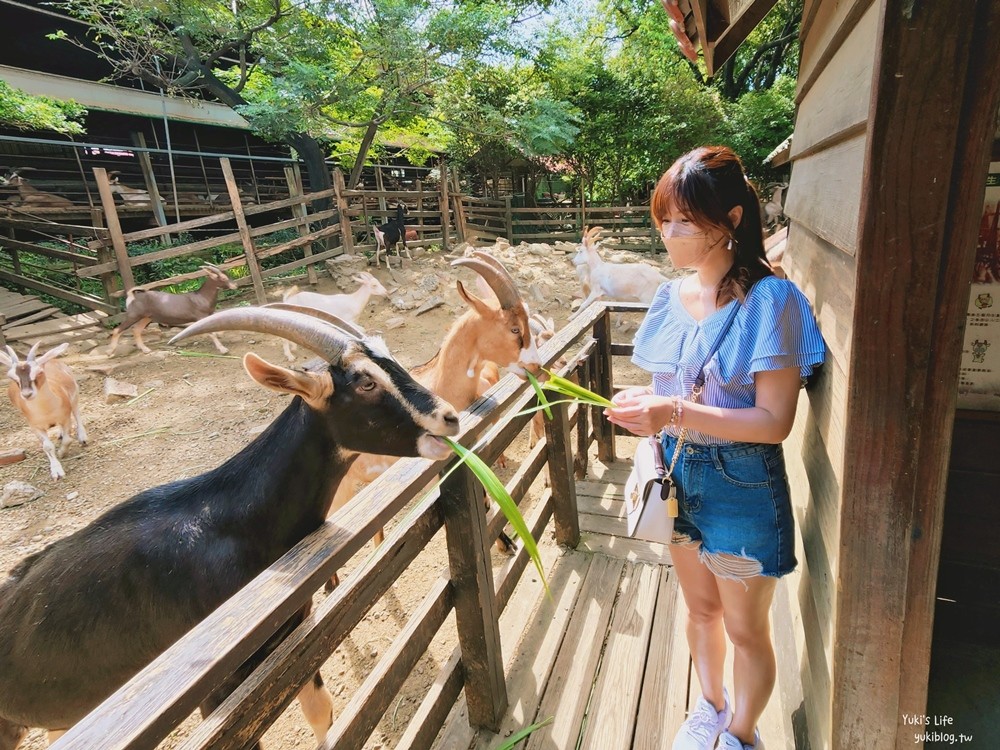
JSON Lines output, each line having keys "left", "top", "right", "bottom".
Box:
{"left": 661, "top": 299, "right": 742, "bottom": 486}
{"left": 692, "top": 301, "right": 741, "bottom": 391}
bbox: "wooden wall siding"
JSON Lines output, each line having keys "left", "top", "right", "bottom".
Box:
{"left": 784, "top": 134, "right": 866, "bottom": 255}
{"left": 836, "top": 2, "right": 1000, "bottom": 750}
{"left": 790, "top": 0, "right": 877, "bottom": 161}
{"left": 797, "top": 0, "right": 876, "bottom": 104}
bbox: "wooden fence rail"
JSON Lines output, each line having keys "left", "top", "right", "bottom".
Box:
{"left": 50, "top": 301, "right": 622, "bottom": 750}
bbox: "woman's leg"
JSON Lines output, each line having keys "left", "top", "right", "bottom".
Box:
{"left": 671, "top": 541, "right": 726, "bottom": 711}
{"left": 716, "top": 574, "right": 778, "bottom": 744}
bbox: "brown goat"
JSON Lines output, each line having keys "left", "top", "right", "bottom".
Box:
{"left": 106, "top": 265, "right": 237, "bottom": 356}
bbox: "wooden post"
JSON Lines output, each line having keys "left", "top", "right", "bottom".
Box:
{"left": 439, "top": 161, "right": 450, "bottom": 251}
{"left": 438, "top": 462, "right": 507, "bottom": 730}
{"left": 131, "top": 132, "right": 170, "bottom": 242}
{"left": 220, "top": 158, "right": 266, "bottom": 304}
{"left": 93, "top": 167, "right": 135, "bottom": 292}
{"left": 593, "top": 309, "right": 615, "bottom": 462}
{"left": 544, "top": 401, "right": 580, "bottom": 547}
{"left": 4, "top": 227, "right": 21, "bottom": 275}
{"left": 575, "top": 354, "right": 591, "bottom": 479}
{"left": 374, "top": 167, "right": 388, "bottom": 217}
{"left": 504, "top": 196, "right": 513, "bottom": 242}
{"left": 0, "top": 313, "right": 5, "bottom": 348}
{"left": 415, "top": 178, "right": 424, "bottom": 245}
{"left": 332, "top": 169, "right": 354, "bottom": 256}
{"left": 285, "top": 166, "right": 318, "bottom": 285}
{"left": 451, "top": 170, "right": 468, "bottom": 243}
{"left": 89, "top": 208, "right": 120, "bottom": 307}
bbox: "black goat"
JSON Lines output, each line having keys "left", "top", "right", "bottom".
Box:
{"left": 373, "top": 203, "right": 411, "bottom": 268}
{"left": 0, "top": 307, "right": 460, "bottom": 749}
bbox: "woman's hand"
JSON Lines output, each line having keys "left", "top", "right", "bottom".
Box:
{"left": 611, "top": 385, "right": 652, "bottom": 406}
{"left": 605, "top": 391, "right": 672, "bottom": 437}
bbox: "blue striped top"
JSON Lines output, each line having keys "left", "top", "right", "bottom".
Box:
{"left": 631, "top": 275, "right": 827, "bottom": 445}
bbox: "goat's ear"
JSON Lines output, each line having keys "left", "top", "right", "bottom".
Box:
{"left": 456, "top": 279, "right": 495, "bottom": 317}
{"left": 243, "top": 352, "right": 332, "bottom": 408}
{"left": 36, "top": 343, "right": 69, "bottom": 365}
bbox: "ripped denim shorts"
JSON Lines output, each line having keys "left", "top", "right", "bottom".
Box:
{"left": 660, "top": 433, "right": 797, "bottom": 579}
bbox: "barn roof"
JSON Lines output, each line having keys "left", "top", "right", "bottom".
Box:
{"left": 662, "top": 0, "right": 781, "bottom": 77}
{"left": 0, "top": 64, "right": 251, "bottom": 129}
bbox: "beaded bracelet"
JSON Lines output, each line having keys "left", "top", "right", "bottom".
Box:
{"left": 668, "top": 396, "right": 684, "bottom": 429}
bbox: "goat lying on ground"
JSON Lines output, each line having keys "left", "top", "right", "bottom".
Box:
{"left": 106, "top": 264, "right": 237, "bottom": 356}
{"left": 0, "top": 343, "right": 86, "bottom": 480}
{"left": 0, "top": 306, "right": 460, "bottom": 749}
{"left": 0, "top": 168, "right": 74, "bottom": 209}
{"left": 373, "top": 204, "right": 411, "bottom": 268}
{"left": 326, "top": 252, "right": 544, "bottom": 583}
{"left": 569, "top": 226, "right": 668, "bottom": 319}
{"left": 281, "top": 272, "right": 389, "bottom": 361}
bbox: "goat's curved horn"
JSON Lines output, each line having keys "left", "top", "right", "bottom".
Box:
{"left": 169, "top": 307, "right": 350, "bottom": 362}
{"left": 25, "top": 342, "right": 41, "bottom": 363}
{"left": 451, "top": 253, "right": 522, "bottom": 310}
{"left": 202, "top": 263, "right": 224, "bottom": 274}
{"left": 583, "top": 226, "right": 603, "bottom": 245}
{"left": 262, "top": 303, "right": 366, "bottom": 340}
{"left": 4, "top": 345, "right": 19, "bottom": 365}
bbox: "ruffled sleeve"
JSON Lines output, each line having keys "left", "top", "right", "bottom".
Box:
{"left": 631, "top": 280, "right": 690, "bottom": 372}
{"left": 715, "top": 276, "right": 826, "bottom": 385}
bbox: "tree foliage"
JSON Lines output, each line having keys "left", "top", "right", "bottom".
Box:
{"left": 0, "top": 81, "right": 86, "bottom": 135}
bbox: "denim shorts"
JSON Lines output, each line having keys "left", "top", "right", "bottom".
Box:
{"left": 660, "top": 433, "right": 797, "bottom": 579}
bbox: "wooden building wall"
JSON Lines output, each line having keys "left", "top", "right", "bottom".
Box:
{"left": 778, "top": 2, "right": 877, "bottom": 748}
{"left": 777, "top": 1, "right": 1000, "bottom": 748}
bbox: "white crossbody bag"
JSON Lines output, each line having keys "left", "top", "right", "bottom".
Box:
{"left": 624, "top": 303, "right": 740, "bottom": 543}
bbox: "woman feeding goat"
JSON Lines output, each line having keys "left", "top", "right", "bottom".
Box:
{"left": 604, "top": 146, "right": 825, "bottom": 750}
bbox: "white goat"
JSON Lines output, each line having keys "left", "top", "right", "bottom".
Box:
{"left": 763, "top": 183, "right": 787, "bottom": 229}
{"left": 107, "top": 172, "right": 150, "bottom": 206}
{"left": 0, "top": 343, "right": 86, "bottom": 480}
{"left": 569, "top": 226, "right": 668, "bottom": 319}
{"left": 280, "top": 272, "right": 388, "bottom": 361}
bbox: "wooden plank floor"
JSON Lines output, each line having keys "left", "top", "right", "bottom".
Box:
{"left": 0, "top": 287, "right": 107, "bottom": 347}
{"left": 436, "top": 448, "right": 795, "bottom": 750}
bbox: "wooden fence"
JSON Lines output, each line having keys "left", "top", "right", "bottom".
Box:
{"left": 50, "top": 302, "right": 628, "bottom": 750}
{"left": 1, "top": 157, "right": 659, "bottom": 320}
{"left": 458, "top": 197, "right": 660, "bottom": 255}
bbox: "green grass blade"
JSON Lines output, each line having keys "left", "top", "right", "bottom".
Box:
{"left": 525, "top": 371, "right": 553, "bottom": 420}
{"left": 444, "top": 437, "right": 550, "bottom": 598}
{"left": 541, "top": 369, "right": 615, "bottom": 408}
{"left": 493, "top": 716, "right": 554, "bottom": 749}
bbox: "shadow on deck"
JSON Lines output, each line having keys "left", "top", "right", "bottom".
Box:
{"left": 437, "top": 445, "right": 796, "bottom": 750}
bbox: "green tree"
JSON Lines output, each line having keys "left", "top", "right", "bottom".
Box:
{"left": 0, "top": 81, "right": 86, "bottom": 135}
{"left": 440, "top": 64, "right": 578, "bottom": 199}
{"left": 54, "top": 0, "right": 336, "bottom": 193}
{"left": 55, "top": 0, "right": 555, "bottom": 191}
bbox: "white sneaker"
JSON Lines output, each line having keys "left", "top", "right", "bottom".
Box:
{"left": 672, "top": 689, "right": 732, "bottom": 750}
{"left": 716, "top": 727, "right": 764, "bottom": 750}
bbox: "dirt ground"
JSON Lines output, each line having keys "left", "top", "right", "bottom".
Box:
{"left": 0, "top": 239, "right": 673, "bottom": 749}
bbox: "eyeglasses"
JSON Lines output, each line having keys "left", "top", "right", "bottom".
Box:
{"left": 659, "top": 221, "right": 708, "bottom": 239}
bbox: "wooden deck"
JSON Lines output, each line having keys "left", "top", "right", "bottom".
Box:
{"left": 436, "top": 451, "right": 796, "bottom": 750}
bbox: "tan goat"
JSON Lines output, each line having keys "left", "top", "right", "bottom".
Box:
{"left": 1, "top": 343, "right": 86, "bottom": 480}
{"left": 324, "top": 252, "right": 543, "bottom": 583}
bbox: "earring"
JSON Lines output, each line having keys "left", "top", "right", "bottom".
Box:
{"left": 727, "top": 236, "right": 735, "bottom": 251}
